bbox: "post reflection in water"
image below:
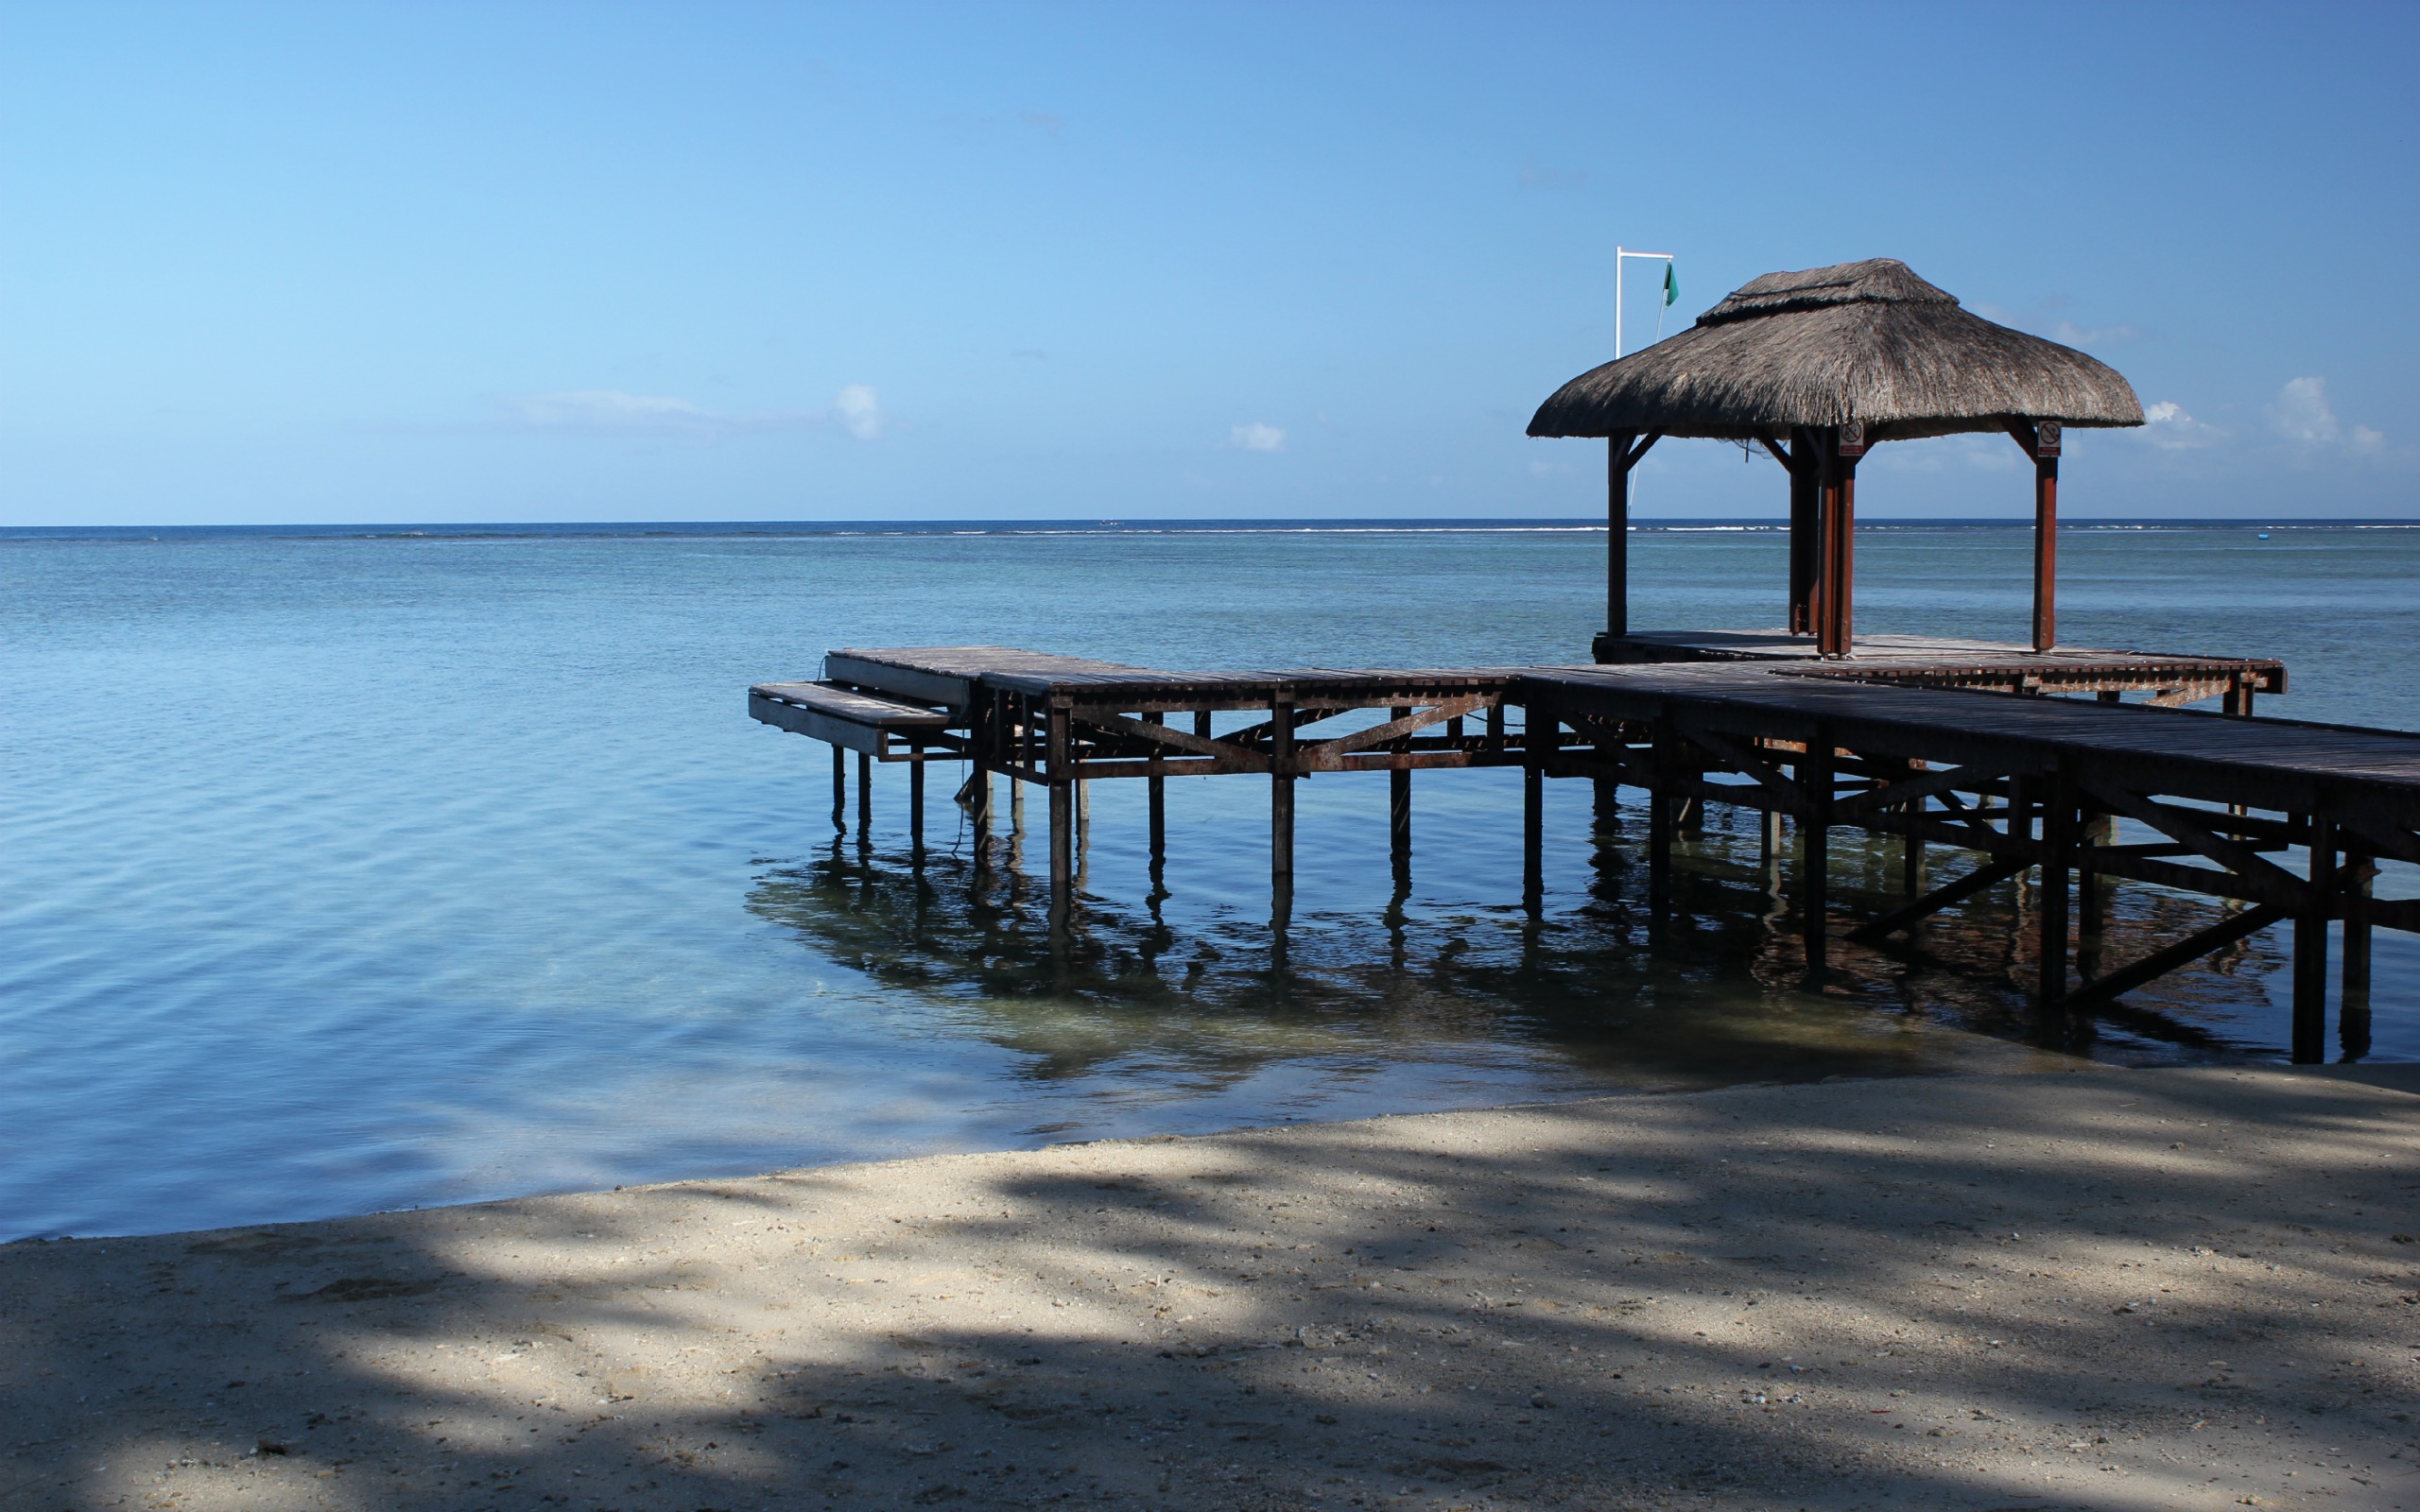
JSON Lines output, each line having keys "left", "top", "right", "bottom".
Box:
{"left": 747, "top": 765, "right": 2296, "bottom": 1111}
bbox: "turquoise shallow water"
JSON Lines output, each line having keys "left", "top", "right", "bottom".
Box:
{"left": 4, "top": 519, "right": 2415, "bottom": 1240}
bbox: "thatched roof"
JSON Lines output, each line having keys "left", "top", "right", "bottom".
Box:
{"left": 1528, "top": 259, "right": 2144, "bottom": 443}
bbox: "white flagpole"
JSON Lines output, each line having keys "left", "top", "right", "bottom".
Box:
{"left": 1614, "top": 248, "right": 1674, "bottom": 359}
{"left": 1613, "top": 247, "right": 1675, "bottom": 519}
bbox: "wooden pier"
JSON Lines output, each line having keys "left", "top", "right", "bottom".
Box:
{"left": 753, "top": 645, "right": 2416, "bottom": 1063}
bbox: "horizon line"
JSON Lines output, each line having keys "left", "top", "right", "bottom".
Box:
{"left": 6, "top": 512, "right": 2419, "bottom": 541}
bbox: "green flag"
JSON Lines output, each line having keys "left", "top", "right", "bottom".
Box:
{"left": 1663, "top": 263, "right": 1679, "bottom": 306}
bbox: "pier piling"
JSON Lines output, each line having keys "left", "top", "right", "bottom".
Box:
{"left": 1047, "top": 705, "right": 1073, "bottom": 926}
{"left": 1523, "top": 760, "right": 1544, "bottom": 917}
{"left": 1271, "top": 698, "right": 1297, "bottom": 919}
{"left": 969, "top": 765, "right": 993, "bottom": 870}
{"left": 2037, "top": 773, "right": 2074, "bottom": 1011}
{"left": 1145, "top": 712, "right": 1167, "bottom": 873}
{"left": 2293, "top": 818, "right": 2334, "bottom": 1063}
{"left": 1389, "top": 706, "right": 1412, "bottom": 879}
{"left": 1800, "top": 739, "right": 1832, "bottom": 971}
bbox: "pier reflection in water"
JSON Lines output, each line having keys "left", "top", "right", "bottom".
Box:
{"left": 748, "top": 768, "right": 2297, "bottom": 1116}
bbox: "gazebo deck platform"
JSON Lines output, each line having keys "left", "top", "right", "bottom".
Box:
{"left": 1593, "top": 627, "right": 2284, "bottom": 709}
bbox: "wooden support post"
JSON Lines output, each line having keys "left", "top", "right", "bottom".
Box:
{"left": 1388, "top": 706, "right": 1411, "bottom": 878}
{"left": 2037, "top": 772, "right": 2072, "bottom": 1012}
{"left": 856, "top": 750, "right": 873, "bottom": 845}
{"left": 1787, "top": 426, "right": 1819, "bottom": 635}
{"left": 2031, "top": 423, "right": 2060, "bottom": 652}
{"left": 1801, "top": 735, "right": 1833, "bottom": 969}
{"left": 2076, "top": 804, "right": 2109, "bottom": 930}
{"left": 2342, "top": 852, "right": 2375, "bottom": 1000}
{"left": 1519, "top": 749, "right": 1539, "bottom": 914}
{"left": 970, "top": 765, "right": 993, "bottom": 872}
{"left": 1046, "top": 705, "right": 1073, "bottom": 925}
{"left": 1816, "top": 426, "right": 1861, "bottom": 658}
{"left": 1647, "top": 724, "right": 1674, "bottom": 913}
{"left": 908, "top": 748, "right": 925, "bottom": 867}
{"left": 830, "top": 746, "right": 846, "bottom": 833}
{"left": 1761, "top": 805, "right": 1782, "bottom": 864}
{"left": 2291, "top": 816, "right": 2332, "bottom": 1063}
{"left": 1676, "top": 785, "right": 1703, "bottom": 834}
{"left": 1606, "top": 432, "right": 1634, "bottom": 644}
{"left": 1270, "top": 697, "right": 1295, "bottom": 919}
{"left": 1145, "top": 713, "right": 1167, "bottom": 875}
{"left": 2343, "top": 851, "right": 2374, "bottom": 1059}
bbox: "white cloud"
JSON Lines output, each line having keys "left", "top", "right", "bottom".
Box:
{"left": 2267, "top": 375, "right": 2382, "bottom": 454}
{"left": 2049, "top": 318, "right": 2144, "bottom": 345}
{"left": 1231, "top": 422, "right": 1286, "bottom": 453}
{"left": 505, "top": 388, "right": 861, "bottom": 438}
{"left": 2271, "top": 376, "right": 2341, "bottom": 443}
{"left": 510, "top": 390, "right": 716, "bottom": 430}
{"left": 1863, "top": 434, "right": 2025, "bottom": 473}
{"left": 2140, "top": 400, "right": 2224, "bottom": 450}
{"left": 835, "top": 385, "right": 883, "bottom": 440}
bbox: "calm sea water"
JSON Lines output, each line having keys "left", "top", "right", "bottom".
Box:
{"left": 4, "top": 520, "right": 2415, "bottom": 1240}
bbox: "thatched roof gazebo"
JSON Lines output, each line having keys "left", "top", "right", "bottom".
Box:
{"left": 1529, "top": 258, "right": 2145, "bottom": 658}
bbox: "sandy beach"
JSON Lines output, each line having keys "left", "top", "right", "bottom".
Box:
{"left": 6, "top": 1064, "right": 2417, "bottom": 1512}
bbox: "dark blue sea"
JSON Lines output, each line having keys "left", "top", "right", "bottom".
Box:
{"left": 5, "top": 519, "right": 2415, "bottom": 1240}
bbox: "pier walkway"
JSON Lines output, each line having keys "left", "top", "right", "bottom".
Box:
{"left": 752, "top": 646, "right": 2419, "bottom": 1062}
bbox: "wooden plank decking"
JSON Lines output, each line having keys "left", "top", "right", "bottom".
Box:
{"left": 1597, "top": 627, "right": 2285, "bottom": 704}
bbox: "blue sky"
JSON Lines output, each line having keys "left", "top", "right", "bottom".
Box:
{"left": 4, "top": 1, "right": 2413, "bottom": 524}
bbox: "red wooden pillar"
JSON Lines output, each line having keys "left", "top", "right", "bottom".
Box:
{"left": 1787, "top": 425, "right": 1819, "bottom": 635}
{"left": 2031, "top": 421, "right": 2061, "bottom": 652}
{"left": 1817, "top": 423, "right": 1863, "bottom": 658}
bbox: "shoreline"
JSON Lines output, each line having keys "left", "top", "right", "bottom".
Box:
{"left": 8, "top": 1064, "right": 2417, "bottom": 1510}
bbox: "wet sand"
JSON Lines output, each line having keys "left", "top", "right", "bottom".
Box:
{"left": 5, "top": 1064, "right": 2417, "bottom": 1511}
